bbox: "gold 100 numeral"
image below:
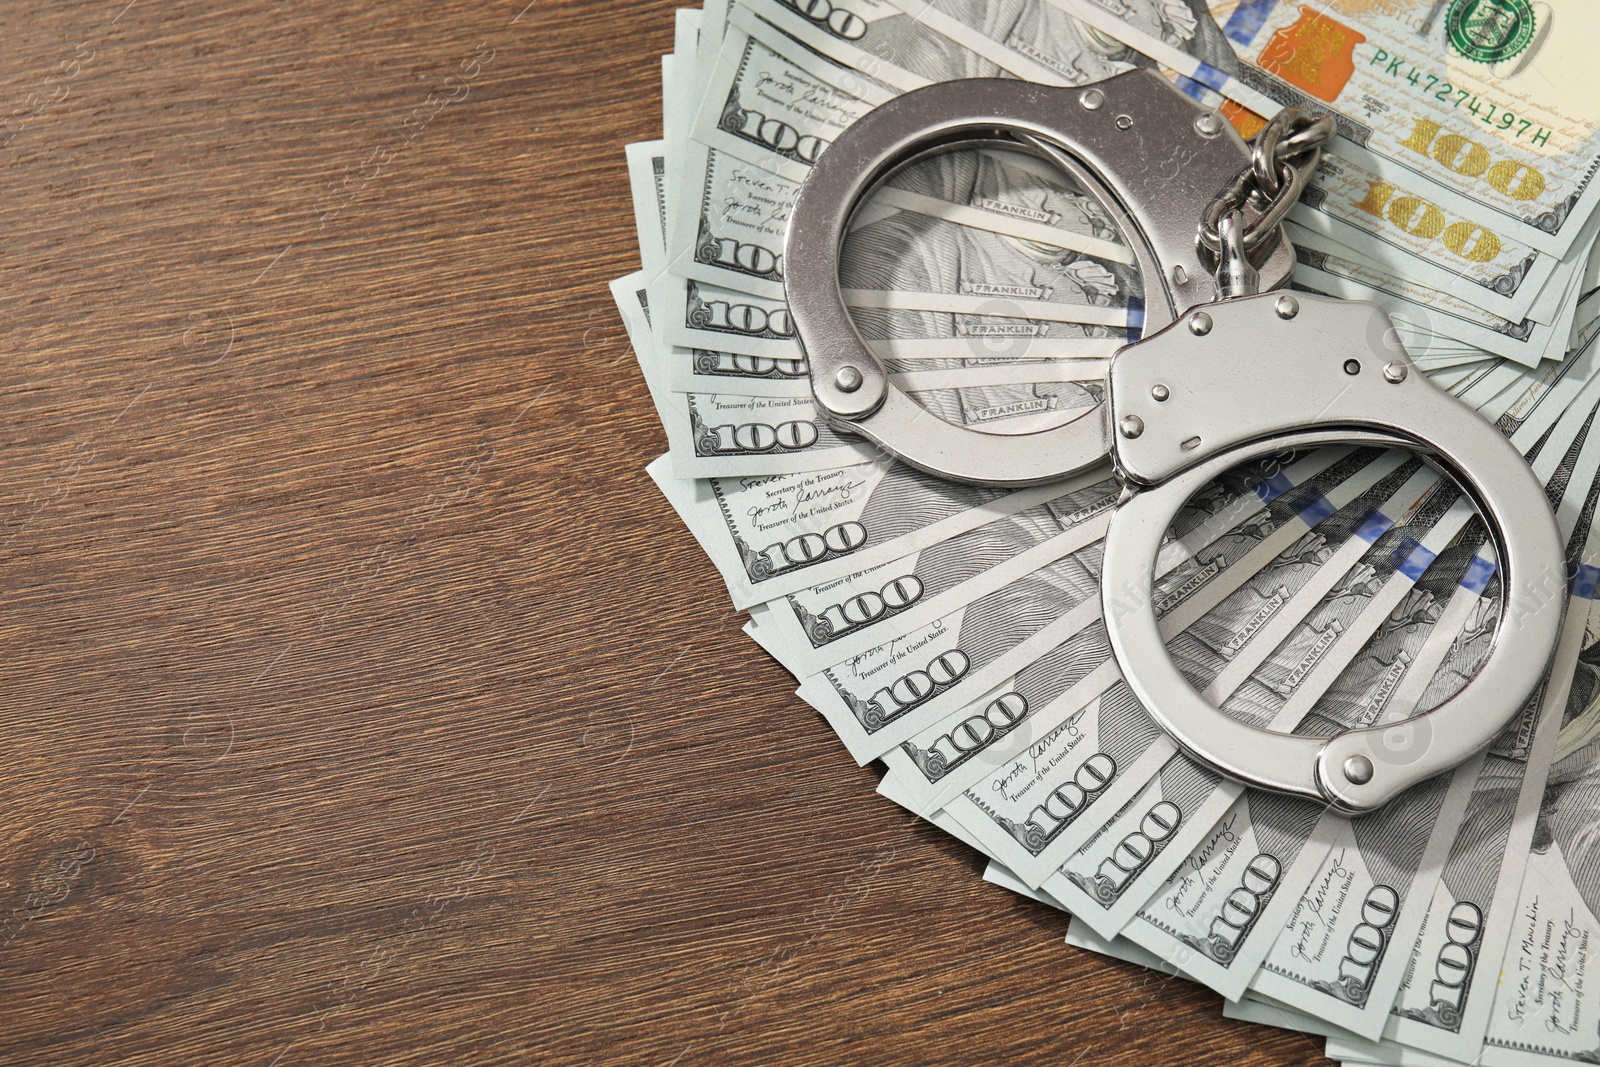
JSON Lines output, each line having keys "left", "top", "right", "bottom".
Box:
{"left": 1354, "top": 180, "right": 1502, "bottom": 262}
{"left": 1351, "top": 118, "right": 1555, "bottom": 264}
{"left": 1399, "top": 118, "right": 1547, "bottom": 201}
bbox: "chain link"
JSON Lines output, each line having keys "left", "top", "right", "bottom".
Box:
{"left": 1197, "top": 108, "right": 1335, "bottom": 258}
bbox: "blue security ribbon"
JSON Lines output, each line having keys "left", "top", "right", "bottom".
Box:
{"left": 1191, "top": 61, "right": 1231, "bottom": 93}
{"left": 1354, "top": 508, "right": 1393, "bottom": 544}
{"left": 1125, "top": 295, "right": 1145, "bottom": 342}
{"left": 1573, "top": 562, "right": 1600, "bottom": 600}
{"left": 1397, "top": 538, "right": 1438, "bottom": 582}
{"left": 1223, "top": 0, "right": 1279, "bottom": 46}
{"left": 1297, "top": 491, "right": 1337, "bottom": 526}
{"left": 1459, "top": 554, "right": 1497, "bottom": 595}
{"left": 1174, "top": 74, "right": 1209, "bottom": 101}
{"left": 1254, "top": 472, "right": 1294, "bottom": 504}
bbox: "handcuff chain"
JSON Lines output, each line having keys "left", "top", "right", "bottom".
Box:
{"left": 1197, "top": 108, "right": 1335, "bottom": 259}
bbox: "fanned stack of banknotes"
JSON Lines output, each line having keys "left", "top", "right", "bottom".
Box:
{"left": 611, "top": 2, "right": 1600, "bottom": 1063}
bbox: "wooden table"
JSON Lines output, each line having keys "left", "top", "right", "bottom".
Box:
{"left": 0, "top": 2, "right": 1333, "bottom": 1063}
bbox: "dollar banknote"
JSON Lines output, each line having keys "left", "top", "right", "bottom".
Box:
{"left": 1368, "top": 393, "right": 1600, "bottom": 1062}
{"left": 1309, "top": 475, "right": 1600, "bottom": 1067}
{"left": 669, "top": 343, "right": 816, "bottom": 399}
{"left": 1110, "top": 538, "right": 1498, "bottom": 1003}
{"left": 1065, "top": 889, "right": 1201, "bottom": 974}
{"left": 798, "top": 517, "right": 1105, "bottom": 760}
{"left": 1328, "top": 549, "right": 1600, "bottom": 1067}
{"left": 670, "top": 387, "right": 880, "bottom": 477}
{"left": 691, "top": 3, "right": 1138, "bottom": 187}
{"left": 660, "top": 181, "right": 1144, "bottom": 360}
{"left": 647, "top": 452, "right": 1080, "bottom": 608}
{"left": 1122, "top": 783, "right": 1334, "bottom": 1001}
{"left": 679, "top": 0, "right": 1584, "bottom": 368}
{"left": 1227, "top": 991, "right": 1365, "bottom": 1045}
{"left": 841, "top": 199, "right": 1140, "bottom": 314}
{"left": 1384, "top": 681, "right": 1568, "bottom": 1059}
{"left": 691, "top": 16, "right": 892, "bottom": 186}
{"left": 942, "top": 459, "right": 1440, "bottom": 886}
{"left": 875, "top": 0, "right": 1592, "bottom": 322}
{"left": 1054, "top": 386, "right": 1600, "bottom": 1060}
{"left": 663, "top": 332, "right": 1102, "bottom": 399}
{"left": 1249, "top": 761, "right": 1480, "bottom": 1038}
{"left": 1494, "top": 330, "right": 1600, "bottom": 445}
{"left": 657, "top": 265, "right": 1137, "bottom": 419}
{"left": 902, "top": 447, "right": 1414, "bottom": 838}
{"left": 615, "top": 274, "right": 885, "bottom": 475}
{"left": 627, "top": 140, "right": 670, "bottom": 277}
{"left": 1293, "top": 242, "right": 1580, "bottom": 367}
{"left": 625, "top": 143, "right": 823, "bottom": 398}
{"left": 1285, "top": 147, "right": 1587, "bottom": 325}
{"left": 746, "top": 0, "right": 1024, "bottom": 92}
{"left": 875, "top": 448, "right": 1357, "bottom": 815}
{"left": 669, "top": 133, "right": 1141, "bottom": 305}
{"left": 804, "top": 448, "right": 1409, "bottom": 765}
{"left": 758, "top": 473, "right": 1113, "bottom": 671}
{"left": 1040, "top": 486, "right": 1485, "bottom": 938}
{"left": 1246, "top": 582, "right": 1498, "bottom": 1038}
{"left": 757, "top": 479, "right": 1122, "bottom": 674}
{"left": 670, "top": 139, "right": 799, "bottom": 300}
{"left": 1083, "top": 369, "right": 1598, "bottom": 1002}
{"left": 838, "top": 185, "right": 1142, "bottom": 431}
{"left": 871, "top": 0, "right": 1147, "bottom": 87}
{"left": 1053, "top": 0, "right": 1600, "bottom": 261}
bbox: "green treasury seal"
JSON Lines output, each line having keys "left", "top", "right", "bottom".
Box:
{"left": 1445, "top": 0, "right": 1537, "bottom": 64}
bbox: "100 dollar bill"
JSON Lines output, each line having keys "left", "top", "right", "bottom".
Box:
{"left": 616, "top": 274, "right": 883, "bottom": 476}
{"left": 1378, "top": 370, "right": 1600, "bottom": 1065}
{"left": 873, "top": 449, "right": 1354, "bottom": 815}
{"left": 1057, "top": 0, "right": 1600, "bottom": 259}
{"left": 1316, "top": 403, "right": 1600, "bottom": 1065}
{"left": 805, "top": 450, "right": 1409, "bottom": 766}
{"left": 1112, "top": 535, "right": 1497, "bottom": 1003}
{"left": 648, "top": 454, "right": 1076, "bottom": 608}
{"left": 876, "top": 0, "right": 1587, "bottom": 321}
{"left": 1040, "top": 485, "right": 1482, "bottom": 939}
{"left": 946, "top": 460, "right": 1439, "bottom": 886}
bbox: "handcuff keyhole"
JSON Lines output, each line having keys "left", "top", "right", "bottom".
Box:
{"left": 1343, "top": 359, "right": 1361, "bottom": 375}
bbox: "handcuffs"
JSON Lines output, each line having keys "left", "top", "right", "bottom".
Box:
{"left": 784, "top": 71, "right": 1565, "bottom": 815}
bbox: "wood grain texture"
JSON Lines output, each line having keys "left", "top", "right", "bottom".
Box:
{"left": 0, "top": 2, "right": 1334, "bottom": 1064}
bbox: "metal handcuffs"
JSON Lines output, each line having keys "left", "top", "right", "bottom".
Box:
{"left": 784, "top": 70, "right": 1565, "bottom": 815}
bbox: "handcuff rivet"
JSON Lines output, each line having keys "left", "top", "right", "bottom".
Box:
{"left": 1115, "top": 114, "right": 1133, "bottom": 130}
{"left": 1188, "top": 312, "right": 1212, "bottom": 336}
{"left": 1342, "top": 755, "right": 1374, "bottom": 785}
{"left": 1344, "top": 359, "right": 1361, "bottom": 375}
{"left": 1383, "top": 360, "right": 1409, "bottom": 384}
{"left": 1150, "top": 384, "right": 1170, "bottom": 402}
{"left": 1119, "top": 414, "right": 1145, "bottom": 439}
{"left": 1194, "top": 113, "right": 1223, "bottom": 137}
{"left": 834, "top": 366, "right": 863, "bottom": 392}
{"left": 1274, "top": 294, "right": 1299, "bottom": 319}
{"left": 1078, "top": 88, "right": 1104, "bottom": 111}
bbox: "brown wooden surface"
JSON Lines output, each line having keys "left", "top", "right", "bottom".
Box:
{"left": 0, "top": 3, "right": 1336, "bottom": 1064}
